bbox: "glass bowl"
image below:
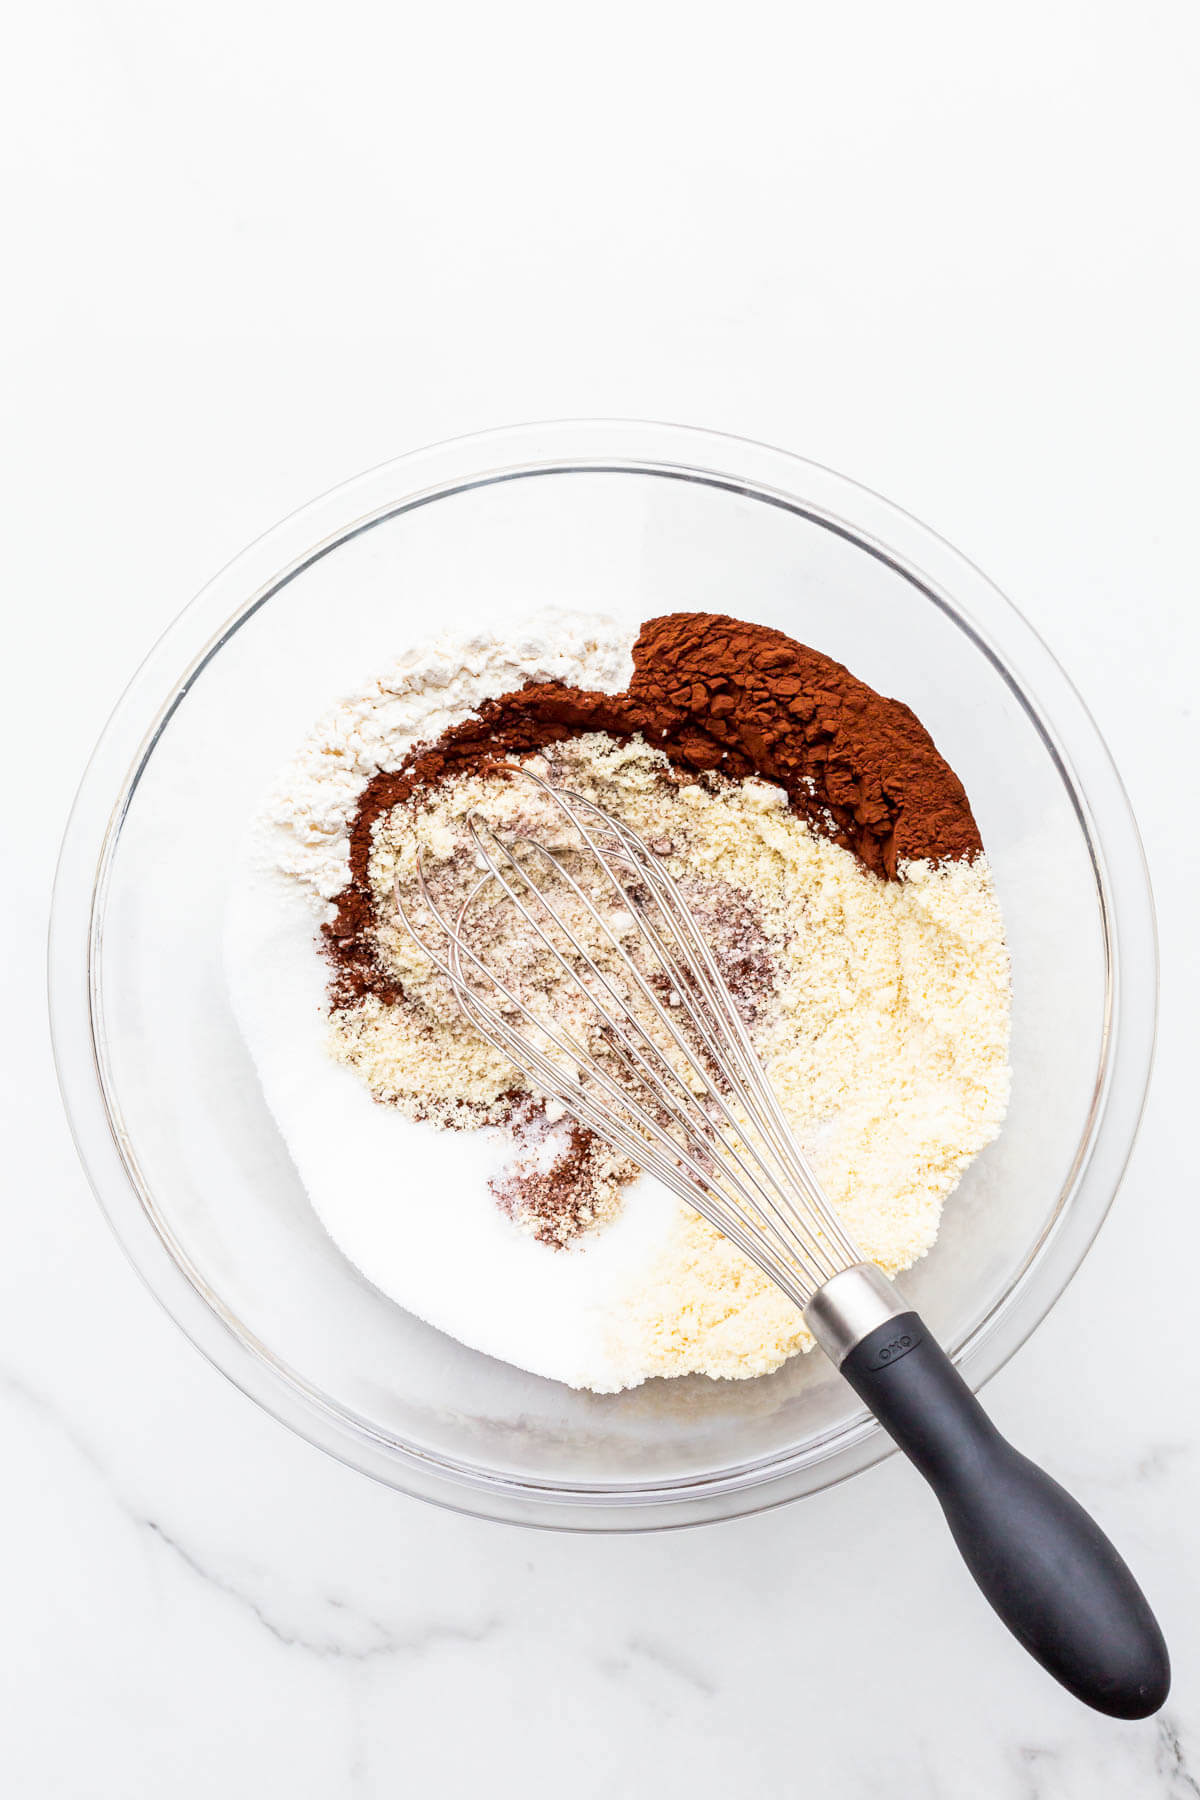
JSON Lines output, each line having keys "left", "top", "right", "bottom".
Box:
{"left": 49, "top": 421, "right": 1156, "bottom": 1530}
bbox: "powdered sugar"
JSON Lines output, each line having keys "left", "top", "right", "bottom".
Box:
{"left": 264, "top": 610, "right": 634, "bottom": 907}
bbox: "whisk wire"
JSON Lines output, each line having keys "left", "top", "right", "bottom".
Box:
{"left": 460, "top": 820, "right": 836, "bottom": 1275}
{"left": 526, "top": 778, "right": 859, "bottom": 1262}
{"left": 509, "top": 780, "right": 854, "bottom": 1255}
{"left": 396, "top": 883, "right": 815, "bottom": 1299}
{"left": 561, "top": 790, "right": 860, "bottom": 1264}
{"left": 456, "top": 830, "right": 850, "bottom": 1292}
{"left": 396, "top": 769, "right": 863, "bottom": 1303}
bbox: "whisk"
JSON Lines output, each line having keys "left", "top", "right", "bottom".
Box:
{"left": 398, "top": 767, "right": 1168, "bottom": 1718}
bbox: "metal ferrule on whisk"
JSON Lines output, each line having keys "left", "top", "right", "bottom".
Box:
{"left": 803, "top": 1264, "right": 909, "bottom": 1366}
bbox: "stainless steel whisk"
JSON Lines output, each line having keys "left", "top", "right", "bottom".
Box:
{"left": 397, "top": 767, "right": 1168, "bottom": 1719}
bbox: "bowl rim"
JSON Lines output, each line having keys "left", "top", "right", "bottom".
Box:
{"left": 48, "top": 418, "right": 1158, "bottom": 1530}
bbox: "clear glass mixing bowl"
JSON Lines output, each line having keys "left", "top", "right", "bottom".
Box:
{"left": 49, "top": 421, "right": 1156, "bottom": 1529}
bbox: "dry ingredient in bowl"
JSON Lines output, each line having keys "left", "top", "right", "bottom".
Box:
{"left": 265, "top": 609, "right": 632, "bottom": 904}
{"left": 227, "top": 608, "right": 1011, "bottom": 1392}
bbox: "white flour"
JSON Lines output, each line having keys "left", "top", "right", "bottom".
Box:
{"left": 264, "top": 609, "right": 633, "bottom": 907}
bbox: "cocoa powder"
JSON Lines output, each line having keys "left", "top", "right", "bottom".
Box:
{"left": 488, "top": 1100, "right": 639, "bottom": 1247}
{"left": 324, "top": 611, "right": 980, "bottom": 1002}
{"left": 625, "top": 614, "right": 980, "bottom": 876}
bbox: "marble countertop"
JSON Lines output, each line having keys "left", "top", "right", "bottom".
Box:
{"left": 3, "top": 3, "right": 1198, "bottom": 1793}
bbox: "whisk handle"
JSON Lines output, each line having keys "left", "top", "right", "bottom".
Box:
{"left": 839, "top": 1310, "right": 1170, "bottom": 1718}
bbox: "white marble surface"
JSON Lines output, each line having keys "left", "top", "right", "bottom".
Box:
{"left": 3, "top": 3, "right": 1199, "bottom": 1793}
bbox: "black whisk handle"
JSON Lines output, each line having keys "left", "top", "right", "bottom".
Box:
{"left": 840, "top": 1312, "right": 1170, "bottom": 1718}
